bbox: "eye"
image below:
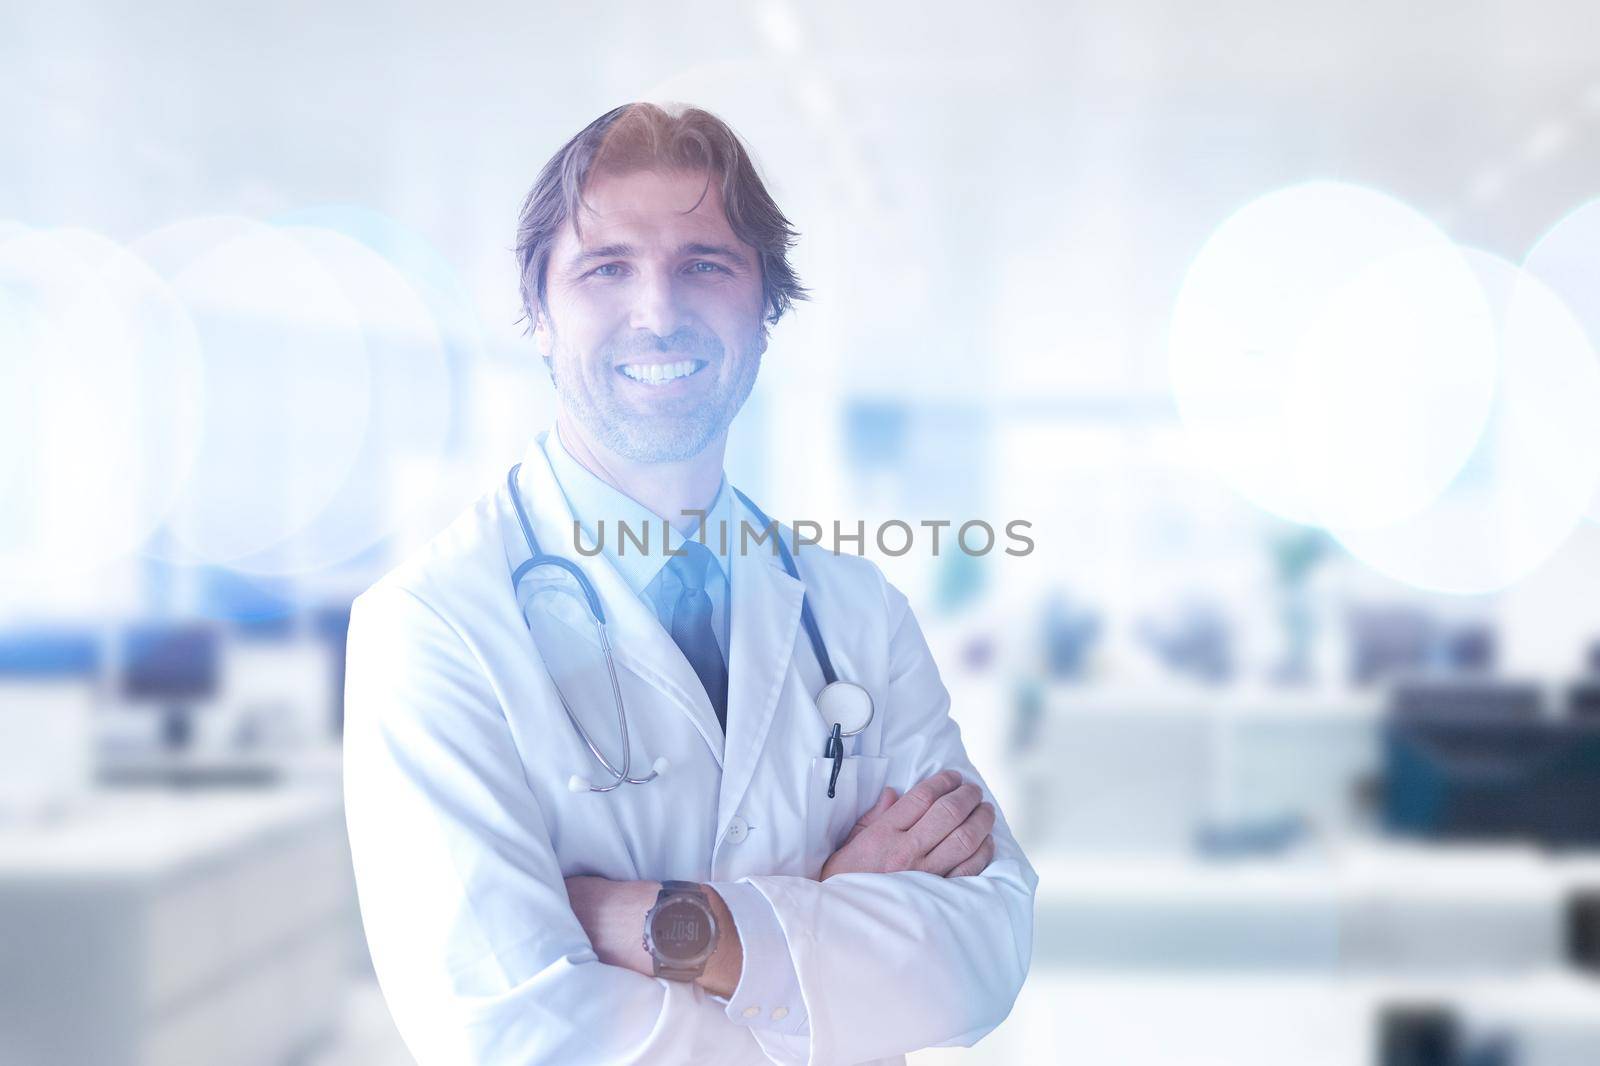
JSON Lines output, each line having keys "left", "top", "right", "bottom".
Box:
{"left": 591, "top": 263, "right": 623, "bottom": 278}
{"left": 688, "top": 260, "right": 727, "bottom": 275}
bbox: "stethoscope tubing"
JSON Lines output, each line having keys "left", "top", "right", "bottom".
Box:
{"left": 728, "top": 486, "right": 841, "bottom": 689}
{"left": 507, "top": 461, "right": 866, "bottom": 793}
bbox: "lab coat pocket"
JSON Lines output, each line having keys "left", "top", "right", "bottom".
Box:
{"left": 805, "top": 755, "right": 890, "bottom": 863}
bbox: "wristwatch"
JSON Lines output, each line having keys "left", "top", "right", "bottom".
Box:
{"left": 643, "top": 880, "right": 719, "bottom": 981}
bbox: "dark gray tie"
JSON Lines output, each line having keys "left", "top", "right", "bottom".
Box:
{"left": 665, "top": 542, "right": 728, "bottom": 731}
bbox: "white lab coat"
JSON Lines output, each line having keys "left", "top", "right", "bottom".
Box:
{"left": 342, "top": 433, "right": 1037, "bottom": 1066}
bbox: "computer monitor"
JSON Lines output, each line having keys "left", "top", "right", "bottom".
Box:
{"left": 120, "top": 623, "right": 220, "bottom": 749}
{"left": 1377, "top": 1004, "right": 1458, "bottom": 1066}
{"left": 1569, "top": 680, "right": 1600, "bottom": 722}
{"left": 1383, "top": 681, "right": 1600, "bottom": 847}
{"left": 1569, "top": 891, "right": 1600, "bottom": 974}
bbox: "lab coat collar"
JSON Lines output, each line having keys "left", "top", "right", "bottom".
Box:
{"left": 507, "top": 431, "right": 804, "bottom": 791}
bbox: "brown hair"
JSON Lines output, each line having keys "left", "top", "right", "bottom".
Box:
{"left": 514, "top": 102, "right": 808, "bottom": 334}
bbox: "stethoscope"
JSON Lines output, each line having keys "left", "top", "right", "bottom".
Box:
{"left": 507, "top": 462, "right": 875, "bottom": 796}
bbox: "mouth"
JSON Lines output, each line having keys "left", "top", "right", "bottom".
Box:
{"left": 615, "top": 358, "right": 709, "bottom": 386}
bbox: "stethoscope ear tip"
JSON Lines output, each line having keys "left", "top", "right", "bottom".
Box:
{"left": 567, "top": 774, "right": 591, "bottom": 793}
{"left": 651, "top": 756, "right": 670, "bottom": 777}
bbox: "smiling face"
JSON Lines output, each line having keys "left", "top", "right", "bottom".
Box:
{"left": 534, "top": 167, "right": 769, "bottom": 463}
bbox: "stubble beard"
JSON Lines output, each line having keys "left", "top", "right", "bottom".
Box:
{"left": 547, "top": 322, "right": 766, "bottom": 463}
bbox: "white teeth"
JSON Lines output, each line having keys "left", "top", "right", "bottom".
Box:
{"left": 620, "top": 359, "right": 700, "bottom": 384}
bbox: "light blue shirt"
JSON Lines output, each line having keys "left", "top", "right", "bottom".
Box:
{"left": 540, "top": 426, "right": 809, "bottom": 1036}
{"left": 541, "top": 423, "right": 734, "bottom": 664}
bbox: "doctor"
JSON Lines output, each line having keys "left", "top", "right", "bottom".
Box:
{"left": 343, "top": 102, "right": 1037, "bottom": 1066}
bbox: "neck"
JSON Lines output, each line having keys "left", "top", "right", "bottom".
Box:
{"left": 555, "top": 412, "right": 725, "bottom": 535}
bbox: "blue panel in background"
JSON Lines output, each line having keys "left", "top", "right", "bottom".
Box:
{"left": 844, "top": 401, "right": 910, "bottom": 469}
{"left": 196, "top": 567, "right": 299, "bottom": 636}
{"left": 0, "top": 630, "right": 102, "bottom": 679}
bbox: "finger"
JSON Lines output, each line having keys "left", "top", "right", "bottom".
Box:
{"left": 947, "top": 835, "right": 996, "bottom": 878}
{"left": 905, "top": 782, "right": 983, "bottom": 858}
{"left": 843, "top": 787, "right": 898, "bottom": 844}
{"left": 920, "top": 801, "right": 995, "bottom": 875}
{"left": 857, "top": 787, "right": 898, "bottom": 828}
{"left": 881, "top": 769, "right": 964, "bottom": 832}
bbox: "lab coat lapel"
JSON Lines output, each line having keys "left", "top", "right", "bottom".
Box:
{"left": 716, "top": 493, "right": 804, "bottom": 843}
{"left": 510, "top": 435, "right": 727, "bottom": 766}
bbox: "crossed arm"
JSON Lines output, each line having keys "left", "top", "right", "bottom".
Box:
{"left": 564, "top": 769, "right": 998, "bottom": 998}
{"left": 345, "top": 578, "right": 1036, "bottom": 1065}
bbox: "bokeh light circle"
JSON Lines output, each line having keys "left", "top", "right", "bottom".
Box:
{"left": 0, "top": 227, "right": 203, "bottom": 583}
{"left": 1285, "top": 243, "right": 1497, "bottom": 529}
{"left": 273, "top": 205, "right": 482, "bottom": 382}
{"left": 1331, "top": 249, "right": 1600, "bottom": 594}
{"left": 0, "top": 268, "right": 38, "bottom": 548}
{"left": 1520, "top": 198, "right": 1600, "bottom": 523}
{"left": 132, "top": 217, "right": 372, "bottom": 567}
{"left": 238, "top": 223, "right": 455, "bottom": 574}
{"left": 1170, "top": 181, "right": 1497, "bottom": 529}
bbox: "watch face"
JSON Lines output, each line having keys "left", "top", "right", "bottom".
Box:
{"left": 648, "top": 897, "right": 714, "bottom": 963}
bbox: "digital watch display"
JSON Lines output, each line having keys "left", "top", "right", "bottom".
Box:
{"left": 643, "top": 881, "right": 718, "bottom": 981}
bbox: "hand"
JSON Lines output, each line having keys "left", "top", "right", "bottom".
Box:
{"left": 820, "top": 769, "right": 996, "bottom": 880}
{"left": 564, "top": 875, "right": 659, "bottom": 976}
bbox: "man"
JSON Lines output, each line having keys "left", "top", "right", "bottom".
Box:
{"left": 343, "top": 102, "right": 1036, "bottom": 1066}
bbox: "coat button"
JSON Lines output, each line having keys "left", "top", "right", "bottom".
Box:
{"left": 724, "top": 815, "right": 750, "bottom": 844}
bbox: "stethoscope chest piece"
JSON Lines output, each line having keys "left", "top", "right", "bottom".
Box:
{"left": 817, "top": 681, "right": 873, "bottom": 800}
{"left": 816, "top": 681, "right": 874, "bottom": 737}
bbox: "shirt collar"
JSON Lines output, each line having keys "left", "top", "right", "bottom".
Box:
{"left": 539, "top": 422, "right": 733, "bottom": 598}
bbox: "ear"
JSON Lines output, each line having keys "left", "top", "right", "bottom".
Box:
{"left": 531, "top": 311, "right": 553, "bottom": 359}
{"left": 531, "top": 313, "right": 559, "bottom": 387}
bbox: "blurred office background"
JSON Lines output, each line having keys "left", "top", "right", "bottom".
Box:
{"left": 5, "top": 1, "right": 1600, "bottom": 1063}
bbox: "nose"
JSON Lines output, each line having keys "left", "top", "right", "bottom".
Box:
{"left": 628, "top": 268, "right": 689, "bottom": 339}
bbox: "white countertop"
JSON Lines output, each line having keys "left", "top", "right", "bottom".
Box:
{"left": 1034, "top": 840, "right": 1600, "bottom": 903}
{"left": 0, "top": 785, "right": 343, "bottom": 882}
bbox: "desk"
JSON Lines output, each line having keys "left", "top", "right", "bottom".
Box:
{"left": 0, "top": 788, "right": 352, "bottom": 1066}
{"left": 912, "top": 971, "right": 1600, "bottom": 1066}
{"left": 1033, "top": 842, "right": 1600, "bottom": 973}
{"left": 1014, "top": 685, "right": 1383, "bottom": 852}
